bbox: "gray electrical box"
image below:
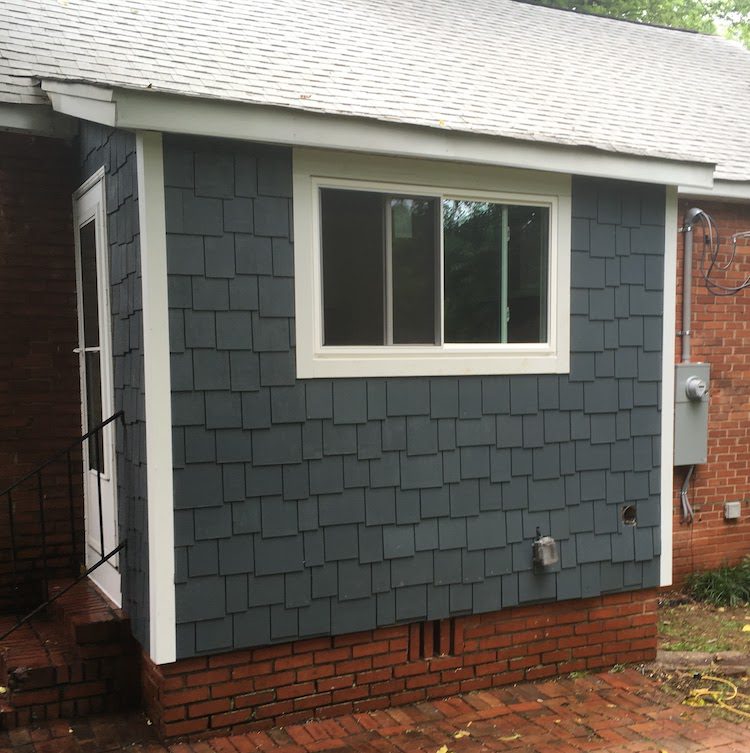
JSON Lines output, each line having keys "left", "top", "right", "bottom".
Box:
{"left": 674, "top": 362, "right": 710, "bottom": 465}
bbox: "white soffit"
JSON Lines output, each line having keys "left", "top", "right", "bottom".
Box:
{"left": 41, "top": 81, "right": 717, "bottom": 189}
{"left": 0, "top": 102, "right": 76, "bottom": 138}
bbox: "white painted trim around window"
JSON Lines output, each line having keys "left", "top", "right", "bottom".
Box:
{"left": 293, "top": 148, "right": 571, "bottom": 378}
{"left": 136, "top": 131, "right": 176, "bottom": 664}
{"left": 660, "top": 186, "right": 678, "bottom": 587}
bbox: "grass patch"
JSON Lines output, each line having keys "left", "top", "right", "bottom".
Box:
{"left": 659, "top": 603, "right": 750, "bottom": 653}
{"left": 685, "top": 561, "right": 750, "bottom": 607}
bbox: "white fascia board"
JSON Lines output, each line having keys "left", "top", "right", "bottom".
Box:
{"left": 660, "top": 186, "right": 678, "bottom": 588}
{"left": 40, "top": 80, "right": 116, "bottom": 127}
{"left": 679, "top": 179, "right": 750, "bottom": 202}
{"left": 0, "top": 102, "right": 77, "bottom": 138}
{"left": 136, "top": 131, "right": 176, "bottom": 665}
{"left": 111, "top": 89, "right": 715, "bottom": 188}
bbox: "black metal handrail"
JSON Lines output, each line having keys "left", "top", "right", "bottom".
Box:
{"left": 0, "top": 411, "right": 125, "bottom": 619}
{"left": 0, "top": 411, "right": 124, "bottom": 498}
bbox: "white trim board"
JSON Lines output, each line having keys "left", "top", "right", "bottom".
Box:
{"left": 679, "top": 179, "right": 750, "bottom": 202}
{"left": 72, "top": 167, "right": 122, "bottom": 605}
{"left": 660, "top": 186, "right": 678, "bottom": 588}
{"left": 41, "top": 80, "right": 116, "bottom": 127}
{"left": 136, "top": 131, "right": 176, "bottom": 665}
{"left": 39, "top": 80, "right": 716, "bottom": 189}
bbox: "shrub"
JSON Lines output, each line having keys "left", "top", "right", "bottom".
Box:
{"left": 685, "top": 560, "right": 750, "bottom": 606}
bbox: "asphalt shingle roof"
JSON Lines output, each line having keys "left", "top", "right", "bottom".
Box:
{"left": 1, "top": 0, "right": 749, "bottom": 180}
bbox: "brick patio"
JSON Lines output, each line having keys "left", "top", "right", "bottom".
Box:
{"left": 2, "top": 669, "right": 750, "bottom": 753}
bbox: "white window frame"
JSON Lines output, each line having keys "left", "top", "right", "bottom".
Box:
{"left": 293, "top": 148, "right": 571, "bottom": 378}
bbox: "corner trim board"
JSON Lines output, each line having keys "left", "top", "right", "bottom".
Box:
{"left": 136, "top": 131, "right": 176, "bottom": 664}
{"left": 660, "top": 186, "right": 678, "bottom": 587}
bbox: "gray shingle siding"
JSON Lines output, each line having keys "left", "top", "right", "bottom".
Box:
{"left": 166, "top": 136, "right": 664, "bottom": 659}
{"left": 80, "top": 124, "right": 149, "bottom": 650}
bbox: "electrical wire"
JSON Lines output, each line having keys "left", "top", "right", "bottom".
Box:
{"left": 694, "top": 210, "right": 750, "bottom": 296}
{"left": 680, "top": 464, "right": 695, "bottom": 524}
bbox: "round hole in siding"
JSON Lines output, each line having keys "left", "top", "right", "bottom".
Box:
{"left": 622, "top": 505, "right": 637, "bottom": 526}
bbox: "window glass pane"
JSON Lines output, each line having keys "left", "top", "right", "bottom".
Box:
{"left": 443, "top": 200, "right": 504, "bottom": 343}
{"left": 443, "top": 201, "right": 548, "bottom": 344}
{"left": 79, "top": 220, "right": 99, "bottom": 348}
{"left": 507, "top": 206, "right": 549, "bottom": 343}
{"left": 321, "top": 189, "right": 384, "bottom": 345}
{"left": 390, "top": 198, "right": 438, "bottom": 344}
{"left": 85, "top": 351, "right": 104, "bottom": 473}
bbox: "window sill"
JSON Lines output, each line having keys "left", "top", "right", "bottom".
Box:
{"left": 297, "top": 345, "right": 570, "bottom": 378}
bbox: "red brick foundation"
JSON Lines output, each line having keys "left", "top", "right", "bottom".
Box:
{"left": 673, "top": 199, "right": 750, "bottom": 583}
{"left": 142, "top": 589, "right": 658, "bottom": 740}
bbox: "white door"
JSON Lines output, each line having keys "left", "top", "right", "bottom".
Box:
{"left": 73, "top": 170, "right": 121, "bottom": 606}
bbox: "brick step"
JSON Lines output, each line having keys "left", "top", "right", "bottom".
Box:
{"left": 47, "top": 579, "right": 132, "bottom": 650}
{"left": 0, "top": 579, "right": 139, "bottom": 729}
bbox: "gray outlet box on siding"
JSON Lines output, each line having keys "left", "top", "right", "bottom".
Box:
{"left": 674, "top": 363, "right": 710, "bottom": 465}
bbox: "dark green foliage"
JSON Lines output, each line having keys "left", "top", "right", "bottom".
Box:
{"left": 526, "top": 0, "right": 750, "bottom": 48}
{"left": 685, "top": 560, "right": 750, "bottom": 606}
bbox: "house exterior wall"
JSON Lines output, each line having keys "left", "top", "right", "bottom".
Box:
{"left": 673, "top": 198, "right": 750, "bottom": 582}
{"left": 0, "top": 131, "right": 80, "bottom": 609}
{"left": 165, "top": 135, "right": 666, "bottom": 660}
{"left": 79, "top": 124, "right": 149, "bottom": 647}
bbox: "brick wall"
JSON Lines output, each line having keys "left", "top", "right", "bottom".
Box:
{"left": 141, "top": 588, "right": 657, "bottom": 740}
{"left": 0, "top": 132, "right": 81, "bottom": 608}
{"left": 673, "top": 199, "right": 750, "bottom": 582}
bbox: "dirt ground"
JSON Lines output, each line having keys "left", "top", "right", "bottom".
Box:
{"left": 654, "top": 594, "right": 750, "bottom": 723}
{"left": 659, "top": 597, "right": 750, "bottom": 653}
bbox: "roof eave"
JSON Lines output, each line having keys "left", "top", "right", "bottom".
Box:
{"left": 0, "top": 100, "right": 77, "bottom": 139}
{"left": 679, "top": 178, "right": 750, "bottom": 202}
{"left": 40, "top": 79, "right": 717, "bottom": 189}
{"left": 41, "top": 80, "right": 116, "bottom": 127}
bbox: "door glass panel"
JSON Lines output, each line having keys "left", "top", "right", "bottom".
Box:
{"left": 390, "top": 198, "right": 438, "bottom": 344}
{"left": 80, "top": 220, "right": 99, "bottom": 348}
{"left": 85, "top": 350, "right": 104, "bottom": 473}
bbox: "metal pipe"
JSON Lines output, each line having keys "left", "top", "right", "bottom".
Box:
{"left": 681, "top": 207, "right": 704, "bottom": 363}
